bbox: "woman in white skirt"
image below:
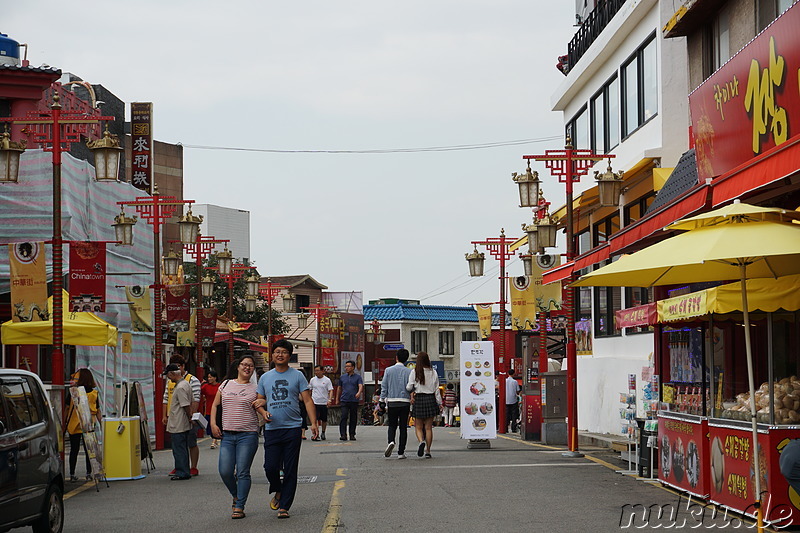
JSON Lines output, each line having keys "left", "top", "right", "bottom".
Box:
{"left": 406, "top": 352, "right": 442, "bottom": 458}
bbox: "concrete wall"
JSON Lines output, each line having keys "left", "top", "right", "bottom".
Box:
{"left": 193, "top": 204, "right": 251, "bottom": 262}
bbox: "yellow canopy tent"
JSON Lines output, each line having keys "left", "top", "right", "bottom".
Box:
{"left": 1, "top": 290, "right": 117, "bottom": 346}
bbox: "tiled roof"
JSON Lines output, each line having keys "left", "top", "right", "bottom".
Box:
{"left": 364, "top": 304, "right": 477, "bottom": 322}
{"left": 491, "top": 311, "right": 513, "bottom": 327}
{"left": 647, "top": 149, "right": 698, "bottom": 213}
{"left": 0, "top": 64, "right": 61, "bottom": 75}
{"left": 261, "top": 274, "right": 328, "bottom": 290}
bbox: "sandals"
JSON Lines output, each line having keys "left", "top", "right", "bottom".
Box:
{"left": 269, "top": 497, "right": 280, "bottom": 511}
{"left": 231, "top": 509, "right": 245, "bottom": 519}
{"left": 277, "top": 510, "right": 290, "bottom": 519}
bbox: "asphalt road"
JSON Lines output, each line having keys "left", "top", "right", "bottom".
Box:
{"left": 60, "top": 426, "right": 749, "bottom": 532}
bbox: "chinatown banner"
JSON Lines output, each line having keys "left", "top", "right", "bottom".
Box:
{"left": 475, "top": 304, "right": 493, "bottom": 339}
{"left": 690, "top": 2, "right": 800, "bottom": 181}
{"left": 459, "top": 341, "right": 497, "bottom": 439}
{"left": 125, "top": 285, "right": 152, "bottom": 332}
{"left": 615, "top": 302, "right": 658, "bottom": 329}
{"left": 510, "top": 276, "right": 537, "bottom": 331}
{"left": 130, "top": 102, "right": 153, "bottom": 192}
{"left": 9, "top": 242, "right": 48, "bottom": 322}
{"left": 198, "top": 307, "right": 217, "bottom": 348}
{"left": 68, "top": 241, "right": 106, "bottom": 312}
{"left": 165, "top": 284, "right": 190, "bottom": 332}
{"left": 177, "top": 310, "right": 196, "bottom": 347}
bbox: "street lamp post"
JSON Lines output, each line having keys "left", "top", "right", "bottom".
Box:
{"left": 116, "top": 189, "right": 198, "bottom": 450}
{"left": 1, "top": 90, "right": 116, "bottom": 412}
{"left": 466, "top": 229, "right": 517, "bottom": 434}
{"left": 296, "top": 304, "right": 339, "bottom": 367}
{"left": 258, "top": 279, "right": 290, "bottom": 360}
{"left": 524, "top": 139, "right": 620, "bottom": 457}
{"left": 209, "top": 263, "right": 256, "bottom": 363}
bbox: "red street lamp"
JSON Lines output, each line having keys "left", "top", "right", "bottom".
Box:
{"left": 365, "top": 319, "right": 385, "bottom": 344}
{"left": 1, "top": 89, "right": 116, "bottom": 416}
{"left": 116, "top": 188, "right": 197, "bottom": 450}
{"left": 524, "top": 138, "right": 619, "bottom": 457}
{"left": 465, "top": 229, "right": 517, "bottom": 434}
{"left": 296, "top": 304, "right": 338, "bottom": 367}
{"left": 259, "top": 279, "right": 290, "bottom": 359}
{"left": 208, "top": 263, "right": 256, "bottom": 361}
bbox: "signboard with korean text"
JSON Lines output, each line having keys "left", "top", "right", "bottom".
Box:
{"left": 69, "top": 241, "right": 106, "bottom": 312}
{"left": 658, "top": 413, "right": 709, "bottom": 498}
{"left": 9, "top": 242, "right": 48, "bottom": 322}
{"left": 689, "top": 3, "right": 800, "bottom": 181}
{"left": 130, "top": 102, "right": 153, "bottom": 192}
{"left": 615, "top": 302, "right": 657, "bottom": 329}
{"left": 658, "top": 291, "right": 708, "bottom": 322}
{"left": 459, "top": 341, "right": 497, "bottom": 439}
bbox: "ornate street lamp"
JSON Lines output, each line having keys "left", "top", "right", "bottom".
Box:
{"left": 0, "top": 129, "right": 25, "bottom": 183}
{"left": 245, "top": 295, "right": 257, "bottom": 313}
{"left": 86, "top": 126, "right": 123, "bottom": 181}
{"left": 465, "top": 246, "right": 486, "bottom": 277}
{"left": 245, "top": 273, "right": 260, "bottom": 298}
{"left": 296, "top": 312, "right": 309, "bottom": 328}
{"left": 216, "top": 247, "right": 233, "bottom": 277}
{"left": 163, "top": 249, "right": 182, "bottom": 277}
{"left": 519, "top": 253, "right": 533, "bottom": 276}
{"left": 282, "top": 292, "right": 295, "bottom": 312}
{"left": 366, "top": 319, "right": 386, "bottom": 344}
{"left": 329, "top": 311, "right": 342, "bottom": 330}
{"left": 595, "top": 160, "right": 624, "bottom": 207}
{"left": 523, "top": 222, "right": 540, "bottom": 255}
{"left": 200, "top": 274, "right": 215, "bottom": 298}
{"left": 178, "top": 208, "right": 203, "bottom": 245}
{"left": 512, "top": 160, "right": 541, "bottom": 208}
{"left": 112, "top": 209, "right": 137, "bottom": 246}
{"left": 535, "top": 216, "right": 558, "bottom": 249}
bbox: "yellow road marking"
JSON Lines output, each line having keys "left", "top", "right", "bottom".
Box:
{"left": 64, "top": 481, "right": 95, "bottom": 500}
{"left": 321, "top": 467, "right": 346, "bottom": 532}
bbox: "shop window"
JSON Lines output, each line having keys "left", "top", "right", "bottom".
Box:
{"left": 590, "top": 75, "right": 620, "bottom": 154}
{"left": 439, "top": 331, "right": 454, "bottom": 356}
{"left": 462, "top": 331, "right": 478, "bottom": 342}
{"left": 566, "top": 105, "right": 589, "bottom": 149}
{"left": 592, "top": 214, "right": 620, "bottom": 247}
{"left": 576, "top": 267, "right": 592, "bottom": 325}
{"left": 624, "top": 193, "right": 656, "bottom": 225}
{"left": 411, "top": 330, "right": 427, "bottom": 354}
{"left": 622, "top": 33, "right": 658, "bottom": 137}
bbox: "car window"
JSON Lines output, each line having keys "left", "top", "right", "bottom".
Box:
{"left": 0, "top": 391, "right": 8, "bottom": 435}
{"left": 1, "top": 379, "right": 40, "bottom": 429}
{"left": 24, "top": 376, "right": 45, "bottom": 424}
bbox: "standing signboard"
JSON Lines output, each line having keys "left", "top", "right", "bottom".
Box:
{"left": 459, "top": 341, "right": 497, "bottom": 439}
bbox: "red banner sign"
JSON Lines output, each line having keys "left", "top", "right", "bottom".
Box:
{"left": 690, "top": 3, "right": 800, "bottom": 181}
{"left": 130, "top": 102, "right": 153, "bottom": 192}
{"left": 615, "top": 302, "right": 657, "bottom": 329}
{"left": 658, "top": 414, "right": 709, "bottom": 498}
{"left": 165, "top": 284, "right": 190, "bottom": 332}
{"left": 198, "top": 307, "right": 217, "bottom": 347}
{"left": 68, "top": 242, "right": 106, "bottom": 312}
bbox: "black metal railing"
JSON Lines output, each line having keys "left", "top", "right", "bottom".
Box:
{"left": 567, "top": 0, "right": 628, "bottom": 71}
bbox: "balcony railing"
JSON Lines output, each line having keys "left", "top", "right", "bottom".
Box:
{"left": 567, "top": 0, "right": 628, "bottom": 72}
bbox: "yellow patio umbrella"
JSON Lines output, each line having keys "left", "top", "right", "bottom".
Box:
{"left": 573, "top": 200, "right": 800, "bottom": 531}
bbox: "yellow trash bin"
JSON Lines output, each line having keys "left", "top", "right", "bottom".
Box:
{"left": 103, "top": 416, "right": 145, "bottom": 480}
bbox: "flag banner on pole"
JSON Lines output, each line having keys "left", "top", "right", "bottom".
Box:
{"left": 69, "top": 241, "right": 107, "bottom": 312}
{"left": 198, "top": 308, "right": 217, "bottom": 347}
{"left": 165, "top": 284, "right": 190, "bottom": 332}
{"left": 9, "top": 242, "right": 48, "bottom": 322}
{"left": 176, "top": 309, "right": 196, "bottom": 346}
{"left": 125, "top": 285, "right": 152, "bottom": 332}
{"left": 510, "top": 276, "right": 538, "bottom": 331}
{"left": 475, "top": 304, "right": 492, "bottom": 340}
{"left": 459, "top": 341, "right": 497, "bottom": 439}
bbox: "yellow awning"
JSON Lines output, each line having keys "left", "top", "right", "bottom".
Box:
{"left": 1, "top": 290, "right": 118, "bottom": 346}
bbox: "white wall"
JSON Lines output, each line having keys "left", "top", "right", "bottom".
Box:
{"left": 192, "top": 204, "right": 251, "bottom": 262}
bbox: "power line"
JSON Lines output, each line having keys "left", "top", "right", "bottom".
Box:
{"left": 179, "top": 135, "right": 562, "bottom": 155}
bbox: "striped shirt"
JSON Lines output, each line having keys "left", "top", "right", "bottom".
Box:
{"left": 163, "top": 372, "right": 201, "bottom": 409}
{"left": 220, "top": 380, "right": 260, "bottom": 432}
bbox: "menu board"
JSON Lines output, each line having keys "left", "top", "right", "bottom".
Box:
{"left": 459, "top": 341, "right": 497, "bottom": 439}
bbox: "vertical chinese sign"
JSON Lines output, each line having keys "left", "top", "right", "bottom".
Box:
{"left": 69, "top": 241, "right": 107, "bottom": 312}
{"left": 130, "top": 102, "right": 153, "bottom": 193}
{"left": 9, "top": 242, "right": 48, "bottom": 322}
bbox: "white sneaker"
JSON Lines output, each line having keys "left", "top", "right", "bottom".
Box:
{"left": 397, "top": 454, "right": 407, "bottom": 459}
{"left": 384, "top": 441, "right": 395, "bottom": 458}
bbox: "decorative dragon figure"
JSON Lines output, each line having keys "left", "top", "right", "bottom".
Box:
{"left": 13, "top": 301, "right": 50, "bottom": 322}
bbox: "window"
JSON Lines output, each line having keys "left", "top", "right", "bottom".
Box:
{"left": 576, "top": 230, "right": 592, "bottom": 256}
{"left": 592, "top": 214, "right": 620, "bottom": 247}
{"left": 566, "top": 106, "right": 589, "bottom": 149}
{"left": 462, "top": 331, "right": 478, "bottom": 342}
{"left": 295, "top": 294, "right": 309, "bottom": 313}
{"left": 593, "top": 261, "right": 622, "bottom": 338}
{"left": 590, "top": 76, "right": 620, "bottom": 153}
{"left": 1, "top": 379, "right": 43, "bottom": 430}
{"left": 622, "top": 33, "right": 658, "bottom": 137}
{"left": 576, "top": 267, "right": 592, "bottom": 325}
{"left": 624, "top": 193, "right": 656, "bottom": 225}
{"left": 439, "top": 331, "right": 455, "bottom": 355}
{"left": 757, "top": 0, "right": 792, "bottom": 33}
{"left": 411, "top": 330, "right": 427, "bottom": 354}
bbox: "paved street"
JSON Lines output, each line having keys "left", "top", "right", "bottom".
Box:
{"left": 60, "top": 426, "right": 710, "bottom": 533}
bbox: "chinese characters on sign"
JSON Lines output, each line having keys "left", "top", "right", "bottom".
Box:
{"left": 130, "top": 102, "right": 153, "bottom": 192}
{"left": 69, "top": 241, "right": 107, "bottom": 312}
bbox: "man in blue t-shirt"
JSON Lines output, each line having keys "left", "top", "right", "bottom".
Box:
{"left": 338, "top": 360, "right": 364, "bottom": 441}
{"left": 255, "top": 339, "right": 317, "bottom": 518}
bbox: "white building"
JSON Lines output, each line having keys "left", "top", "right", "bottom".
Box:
{"left": 191, "top": 204, "right": 251, "bottom": 261}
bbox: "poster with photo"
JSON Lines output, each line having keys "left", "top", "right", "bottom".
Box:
{"left": 459, "top": 341, "right": 497, "bottom": 439}
{"left": 341, "top": 351, "right": 364, "bottom": 376}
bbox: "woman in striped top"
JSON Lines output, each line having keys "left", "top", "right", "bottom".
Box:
{"left": 210, "top": 355, "right": 268, "bottom": 519}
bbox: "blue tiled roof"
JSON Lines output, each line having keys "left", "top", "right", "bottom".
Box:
{"left": 491, "top": 311, "right": 513, "bottom": 327}
{"left": 364, "top": 304, "right": 477, "bottom": 322}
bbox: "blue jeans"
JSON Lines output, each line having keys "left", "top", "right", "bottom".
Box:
{"left": 169, "top": 430, "right": 191, "bottom": 478}
{"left": 218, "top": 431, "right": 259, "bottom": 510}
{"left": 263, "top": 427, "right": 302, "bottom": 510}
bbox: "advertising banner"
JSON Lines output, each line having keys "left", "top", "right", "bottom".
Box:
{"left": 510, "top": 276, "right": 538, "bottom": 331}
{"left": 615, "top": 302, "right": 658, "bottom": 329}
{"left": 657, "top": 413, "right": 709, "bottom": 498}
{"left": 198, "top": 307, "right": 217, "bottom": 347}
{"left": 476, "top": 304, "right": 492, "bottom": 339}
{"left": 176, "top": 310, "right": 196, "bottom": 347}
{"left": 459, "top": 341, "right": 497, "bottom": 439}
{"left": 690, "top": 3, "right": 800, "bottom": 181}
{"left": 658, "top": 291, "right": 708, "bottom": 322}
{"left": 341, "top": 351, "right": 364, "bottom": 376}
{"left": 165, "top": 284, "right": 190, "bottom": 332}
{"left": 69, "top": 241, "right": 106, "bottom": 312}
{"left": 9, "top": 242, "right": 48, "bottom": 322}
{"left": 125, "top": 285, "right": 152, "bottom": 332}
{"left": 130, "top": 102, "right": 153, "bottom": 192}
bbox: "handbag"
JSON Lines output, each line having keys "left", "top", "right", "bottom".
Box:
{"left": 215, "top": 380, "right": 229, "bottom": 431}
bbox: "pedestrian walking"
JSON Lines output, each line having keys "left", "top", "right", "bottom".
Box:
{"left": 442, "top": 383, "right": 458, "bottom": 427}
{"left": 338, "top": 360, "right": 364, "bottom": 441}
{"left": 210, "top": 355, "right": 265, "bottom": 520}
{"left": 372, "top": 386, "right": 384, "bottom": 425}
{"left": 65, "top": 368, "right": 102, "bottom": 481}
{"left": 255, "top": 339, "right": 318, "bottom": 519}
{"left": 406, "top": 352, "right": 442, "bottom": 458}
{"left": 309, "top": 365, "right": 333, "bottom": 441}
{"left": 380, "top": 349, "right": 412, "bottom": 459}
{"left": 164, "top": 364, "right": 193, "bottom": 481}
{"left": 201, "top": 370, "right": 221, "bottom": 448}
{"left": 505, "top": 368, "right": 521, "bottom": 433}
{"left": 162, "top": 354, "right": 201, "bottom": 476}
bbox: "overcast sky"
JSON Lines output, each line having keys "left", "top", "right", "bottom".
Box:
{"left": 6, "top": 1, "right": 576, "bottom": 309}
